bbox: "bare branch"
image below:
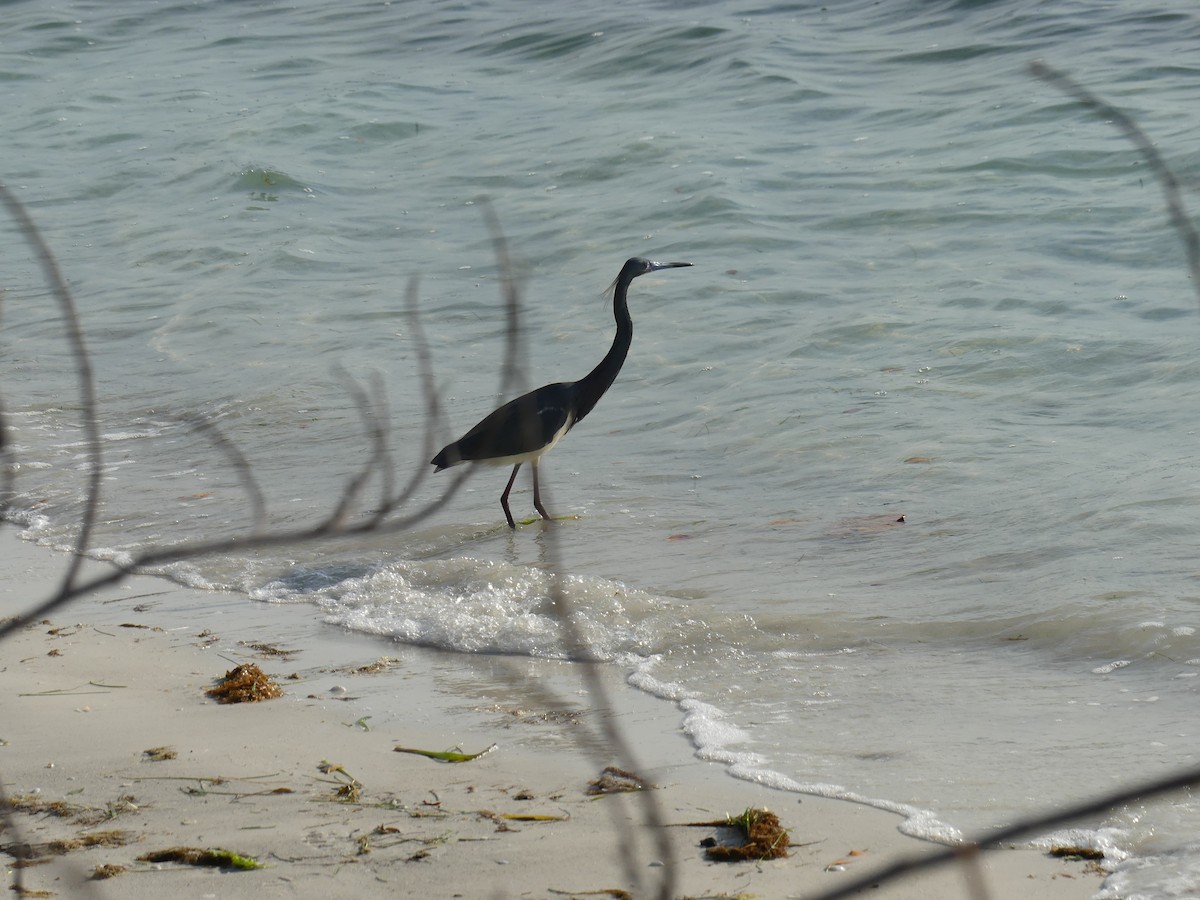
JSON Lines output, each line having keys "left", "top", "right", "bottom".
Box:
{"left": 1029, "top": 61, "right": 1200, "bottom": 305}
{"left": 0, "top": 184, "right": 103, "bottom": 592}
{"left": 808, "top": 764, "right": 1200, "bottom": 900}
{"left": 182, "top": 413, "right": 268, "bottom": 534}
{"left": 320, "top": 365, "right": 392, "bottom": 532}
{"left": 0, "top": 288, "right": 9, "bottom": 508}
{"left": 518, "top": 478, "right": 676, "bottom": 898}
{"left": 364, "top": 371, "right": 396, "bottom": 516}
{"left": 374, "top": 275, "right": 448, "bottom": 523}
{"left": 0, "top": 463, "right": 479, "bottom": 646}
{"left": 0, "top": 392, "right": 13, "bottom": 522}
{"left": 481, "top": 200, "right": 528, "bottom": 400}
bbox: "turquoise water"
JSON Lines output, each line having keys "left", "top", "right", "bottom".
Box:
{"left": 5, "top": 2, "right": 1200, "bottom": 895}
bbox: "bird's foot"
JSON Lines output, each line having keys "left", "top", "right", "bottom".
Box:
{"left": 514, "top": 514, "right": 578, "bottom": 525}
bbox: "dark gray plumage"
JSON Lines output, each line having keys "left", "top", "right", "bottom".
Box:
{"left": 432, "top": 257, "right": 691, "bottom": 528}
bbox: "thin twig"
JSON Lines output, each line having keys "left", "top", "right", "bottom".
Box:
{"left": 481, "top": 200, "right": 528, "bottom": 401}
{"left": 373, "top": 275, "right": 446, "bottom": 523}
{"left": 0, "top": 184, "right": 104, "bottom": 592}
{"left": 183, "top": 414, "right": 267, "bottom": 534}
{"left": 530, "top": 486, "right": 677, "bottom": 899}
{"left": 807, "top": 765, "right": 1200, "bottom": 900}
{"left": 321, "top": 365, "right": 390, "bottom": 532}
{"left": 365, "top": 371, "right": 397, "bottom": 517}
{"left": 1029, "top": 61, "right": 1200, "bottom": 305}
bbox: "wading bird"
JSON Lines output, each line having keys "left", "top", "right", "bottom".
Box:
{"left": 431, "top": 256, "right": 691, "bottom": 528}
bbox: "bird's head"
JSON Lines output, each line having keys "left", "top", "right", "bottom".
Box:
{"left": 626, "top": 257, "right": 692, "bottom": 278}
{"left": 611, "top": 257, "right": 691, "bottom": 292}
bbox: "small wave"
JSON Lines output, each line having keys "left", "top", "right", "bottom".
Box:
{"left": 1094, "top": 845, "right": 1200, "bottom": 900}
{"left": 252, "top": 556, "right": 673, "bottom": 660}
{"left": 627, "top": 657, "right": 966, "bottom": 846}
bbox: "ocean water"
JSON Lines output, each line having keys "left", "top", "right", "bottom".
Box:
{"left": 4, "top": 0, "right": 1200, "bottom": 895}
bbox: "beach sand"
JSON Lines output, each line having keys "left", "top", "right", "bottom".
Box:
{"left": 1, "top": 529, "right": 1100, "bottom": 899}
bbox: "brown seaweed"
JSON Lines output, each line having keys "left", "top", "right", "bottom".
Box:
{"left": 205, "top": 663, "right": 282, "bottom": 703}
{"left": 689, "top": 807, "right": 791, "bottom": 862}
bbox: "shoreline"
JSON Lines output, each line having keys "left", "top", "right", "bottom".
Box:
{"left": 1, "top": 528, "right": 1099, "bottom": 898}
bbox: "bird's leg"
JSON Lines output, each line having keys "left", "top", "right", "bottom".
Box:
{"left": 531, "top": 459, "right": 551, "bottom": 521}
{"left": 500, "top": 464, "right": 521, "bottom": 529}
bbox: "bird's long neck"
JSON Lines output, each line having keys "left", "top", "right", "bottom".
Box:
{"left": 571, "top": 277, "right": 633, "bottom": 426}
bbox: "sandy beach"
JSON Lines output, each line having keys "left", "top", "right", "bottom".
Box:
{"left": 1, "top": 529, "right": 1099, "bottom": 899}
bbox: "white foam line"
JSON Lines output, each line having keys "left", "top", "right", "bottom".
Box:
{"left": 629, "top": 655, "right": 965, "bottom": 846}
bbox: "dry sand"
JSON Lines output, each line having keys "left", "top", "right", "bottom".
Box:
{"left": 0, "top": 530, "right": 1101, "bottom": 899}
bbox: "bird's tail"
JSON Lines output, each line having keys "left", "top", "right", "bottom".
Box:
{"left": 431, "top": 446, "right": 460, "bottom": 470}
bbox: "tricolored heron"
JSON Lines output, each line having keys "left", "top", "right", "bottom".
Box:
{"left": 431, "top": 256, "right": 692, "bottom": 528}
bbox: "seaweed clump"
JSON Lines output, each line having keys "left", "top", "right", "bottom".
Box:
{"left": 138, "top": 846, "right": 263, "bottom": 870}
{"left": 205, "top": 663, "right": 282, "bottom": 704}
{"left": 1, "top": 829, "right": 134, "bottom": 861}
{"left": 703, "top": 808, "right": 790, "bottom": 862}
{"left": 91, "top": 863, "right": 128, "bottom": 880}
{"left": 586, "top": 766, "right": 651, "bottom": 796}
{"left": 1049, "top": 844, "right": 1105, "bottom": 861}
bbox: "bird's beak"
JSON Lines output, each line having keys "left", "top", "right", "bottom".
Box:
{"left": 649, "top": 261, "right": 692, "bottom": 270}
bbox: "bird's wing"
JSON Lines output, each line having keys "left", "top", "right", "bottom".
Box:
{"left": 433, "top": 383, "right": 575, "bottom": 467}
